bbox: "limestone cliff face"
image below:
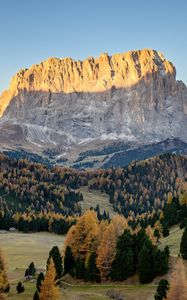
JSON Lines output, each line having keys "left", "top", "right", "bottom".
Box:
{"left": 0, "top": 49, "right": 187, "bottom": 155}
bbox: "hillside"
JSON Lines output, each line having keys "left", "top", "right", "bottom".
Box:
{"left": 79, "top": 186, "right": 116, "bottom": 217}
{"left": 0, "top": 152, "right": 187, "bottom": 235}
{"left": 159, "top": 226, "right": 184, "bottom": 256}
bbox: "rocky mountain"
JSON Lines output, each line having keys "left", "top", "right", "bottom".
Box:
{"left": 0, "top": 48, "right": 187, "bottom": 165}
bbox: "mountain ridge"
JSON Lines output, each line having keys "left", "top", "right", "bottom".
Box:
{"left": 0, "top": 48, "right": 187, "bottom": 164}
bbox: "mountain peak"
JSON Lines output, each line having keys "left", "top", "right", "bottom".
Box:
{"left": 0, "top": 48, "right": 176, "bottom": 118}
{"left": 0, "top": 48, "right": 186, "bottom": 162}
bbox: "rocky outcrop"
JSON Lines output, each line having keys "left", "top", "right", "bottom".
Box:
{"left": 0, "top": 49, "right": 187, "bottom": 160}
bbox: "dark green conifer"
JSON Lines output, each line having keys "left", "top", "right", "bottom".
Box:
{"left": 153, "top": 249, "right": 168, "bottom": 276}
{"left": 16, "top": 282, "right": 25, "bottom": 294}
{"left": 164, "top": 245, "right": 170, "bottom": 257}
{"left": 84, "top": 252, "right": 100, "bottom": 282}
{"left": 28, "top": 262, "right": 36, "bottom": 276}
{"left": 33, "top": 290, "right": 40, "bottom": 300}
{"left": 180, "top": 226, "right": 187, "bottom": 259}
{"left": 111, "top": 230, "right": 135, "bottom": 280}
{"left": 154, "top": 279, "right": 169, "bottom": 300}
{"left": 36, "top": 272, "right": 44, "bottom": 292}
{"left": 75, "top": 258, "right": 85, "bottom": 279}
{"left": 137, "top": 245, "right": 155, "bottom": 284}
{"left": 47, "top": 246, "right": 63, "bottom": 279}
{"left": 64, "top": 246, "right": 75, "bottom": 276}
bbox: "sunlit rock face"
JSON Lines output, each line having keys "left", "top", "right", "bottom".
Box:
{"left": 0, "top": 49, "right": 187, "bottom": 155}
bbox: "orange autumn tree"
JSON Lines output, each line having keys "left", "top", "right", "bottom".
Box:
{"left": 64, "top": 210, "right": 99, "bottom": 260}
{"left": 39, "top": 258, "right": 60, "bottom": 300}
{"left": 0, "top": 294, "right": 5, "bottom": 300}
{"left": 96, "top": 222, "right": 116, "bottom": 280}
{"left": 0, "top": 248, "right": 9, "bottom": 293}
{"left": 111, "top": 214, "right": 128, "bottom": 237}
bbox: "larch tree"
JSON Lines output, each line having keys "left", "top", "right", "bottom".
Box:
{"left": 96, "top": 220, "right": 108, "bottom": 245}
{"left": 166, "top": 258, "right": 187, "bottom": 300}
{"left": 64, "top": 210, "right": 99, "bottom": 260}
{"left": 0, "top": 248, "right": 9, "bottom": 293}
{"left": 0, "top": 294, "right": 5, "bottom": 300}
{"left": 96, "top": 222, "right": 116, "bottom": 280}
{"left": 145, "top": 225, "right": 157, "bottom": 245}
{"left": 39, "top": 258, "right": 60, "bottom": 300}
{"left": 111, "top": 214, "right": 128, "bottom": 237}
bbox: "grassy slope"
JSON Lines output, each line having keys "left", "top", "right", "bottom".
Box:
{"left": 159, "top": 226, "right": 184, "bottom": 256}
{"left": 79, "top": 186, "right": 117, "bottom": 218}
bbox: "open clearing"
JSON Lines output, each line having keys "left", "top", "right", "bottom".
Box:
{"left": 159, "top": 226, "right": 184, "bottom": 256}
{"left": 0, "top": 231, "right": 65, "bottom": 280}
{"left": 79, "top": 186, "right": 116, "bottom": 217}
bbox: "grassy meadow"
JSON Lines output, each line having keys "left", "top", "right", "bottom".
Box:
{"left": 0, "top": 225, "right": 185, "bottom": 299}
{"left": 0, "top": 232, "right": 65, "bottom": 280}
{"left": 159, "top": 226, "right": 184, "bottom": 256}
{"left": 79, "top": 186, "right": 117, "bottom": 217}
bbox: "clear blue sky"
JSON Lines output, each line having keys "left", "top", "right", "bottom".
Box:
{"left": 0, "top": 0, "right": 187, "bottom": 93}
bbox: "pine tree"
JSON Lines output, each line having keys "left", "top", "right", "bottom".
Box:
{"left": 84, "top": 252, "right": 100, "bottom": 282}
{"left": 25, "top": 268, "right": 29, "bottom": 277}
{"left": 16, "top": 281, "right": 25, "bottom": 294}
{"left": 75, "top": 258, "right": 85, "bottom": 279}
{"left": 153, "top": 249, "right": 168, "bottom": 276}
{"left": 154, "top": 279, "right": 169, "bottom": 300}
{"left": 28, "top": 262, "right": 36, "bottom": 276}
{"left": 111, "top": 230, "right": 135, "bottom": 280}
{"left": 33, "top": 290, "right": 40, "bottom": 300}
{"left": 39, "top": 258, "right": 60, "bottom": 300}
{"left": 48, "top": 246, "right": 63, "bottom": 279}
{"left": 36, "top": 272, "right": 44, "bottom": 292}
{"left": 180, "top": 226, "right": 187, "bottom": 259}
{"left": 134, "top": 229, "right": 151, "bottom": 264}
{"left": 164, "top": 245, "right": 170, "bottom": 257}
{"left": 137, "top": 244, "right": 155, "bottom": 284}
{"left": 64, "top": 246, "right": 75, "bottom": 276}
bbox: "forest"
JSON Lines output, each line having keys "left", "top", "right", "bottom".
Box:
{"left": 0, "top": 153, "right": 187, "bottom": 235}
{"left": 0, "top": 152, "right": 187, "bottom": 300}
